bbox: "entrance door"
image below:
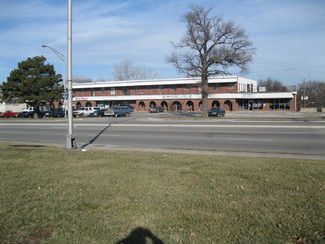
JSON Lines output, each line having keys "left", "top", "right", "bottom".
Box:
{"left": 248, "top": 100, "right": 253, "bottom": 111}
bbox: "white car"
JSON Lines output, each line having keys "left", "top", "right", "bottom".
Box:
{"left": 73, "top": 107, "right": 100, "bottom": 117}
{"left": 21, "top": 107, "right": 34, "bottom": 112}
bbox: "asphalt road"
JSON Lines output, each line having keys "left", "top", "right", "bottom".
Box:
{"left": 0, "top": 112, "right": 325, "bottom": 159}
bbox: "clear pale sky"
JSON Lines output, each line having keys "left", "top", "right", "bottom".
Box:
{"left": 1, "top": 0, "right": 324, "bottom": 86}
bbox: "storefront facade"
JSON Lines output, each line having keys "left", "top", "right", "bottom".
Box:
{"left": 67, "top": 76, "right": 296, "bottom": 112}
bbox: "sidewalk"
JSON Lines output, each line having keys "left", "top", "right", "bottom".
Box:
{"left": 150, "top": 111, "right": 325, "bottom": 120}
{"left": 226, "top": 111, "right": 325, "bottom": 119}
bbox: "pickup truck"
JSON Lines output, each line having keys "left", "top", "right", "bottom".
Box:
{"left": 73, "top": 107, "right": 100, "bottom": 117}
{"left": 0, "top": 110, "right": 19, "bottom": 118}
{"left": 21, "top": 107, "right": 34, "bottom": 112}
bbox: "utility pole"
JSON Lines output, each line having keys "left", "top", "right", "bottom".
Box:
{"left": 65, "top": 0, "right": 77, "bottom": 149}
{"left": 302, "top": 79, "right": 306, "bottom": 108}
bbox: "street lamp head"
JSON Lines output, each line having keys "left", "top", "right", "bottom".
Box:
{"left": 42, "top": 45, "right": 65, "bottom": 61}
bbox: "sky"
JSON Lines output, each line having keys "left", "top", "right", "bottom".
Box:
{"left": 0, "top": 0, "right": 324, "bottom": 86}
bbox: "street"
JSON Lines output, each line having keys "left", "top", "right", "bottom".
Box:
{"left": 0, "top": 112, "right": 325, "bottom": 159}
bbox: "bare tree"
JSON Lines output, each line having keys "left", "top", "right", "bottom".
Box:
{"left": 258, "top": 78, "right": 286, "bottom": 92}
{"left": 297, "top": 80, "right": 325, "bottom": 108}
{"left": 73, "top": 76, "right": 93, "bottom": 84}
{"left": 113, "top": 60, "right": 159, "bottom": 81}
{"left": 167, "top": 5, "right": 255, "bottom": 117}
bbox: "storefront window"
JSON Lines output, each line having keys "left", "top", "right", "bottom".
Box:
{"left": 269, "top": 99, "right": 290, "bottom": 110}
{"left": 237, "top": 99, "right": 263, "bottom": 110}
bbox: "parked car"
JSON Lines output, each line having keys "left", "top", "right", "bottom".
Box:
{"left": 15, "top": 111, "right": 35, "bottom": 118}
{"left": 0, "top": 110, "right": 19, "bottom": 118}
{"left": 50, "top": 108, "right": 66, "bottom": 118}
{"left": 149, "top": 106, "right": 164, "bottom": 113}
{"left": 38, "top": 110, "right": 51, "bottom": 118}
{"left": 73, "top": 107, "right": 100, "bottom": 117}
{"left": 21, "top": 107, "right": 34, "bottom": 112}
{"left": 104, "top": 106, "right": 131, "bottom": 117}
{"left": 208, "top": 107, "right": 225, "bottom": 117}
{"left": 37, "top": 105, "right": 53, "bottom": 118}
{"left": 90, "top": 109, "right": 107, "bottom": 117}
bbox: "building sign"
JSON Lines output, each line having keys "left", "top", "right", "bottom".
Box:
{"left": 241, "top": 93, "right": 255, "bottom": 98}
{"left": 74, "top": 97, "right": 90, "bottom": 101}
{"left": 162, "top": 95, "right": 194, "bottom": 99}
{"left": 258, "top": 87, "right": 266, "bottom": 92}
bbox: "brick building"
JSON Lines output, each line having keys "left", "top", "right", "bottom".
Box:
{"left": 64, "top": 76, "right": 296, "bottom": 112}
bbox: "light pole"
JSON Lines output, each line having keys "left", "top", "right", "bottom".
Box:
{"left": 41, "top": 45, "right": 68, "bottom": 116}
{"left": 66, "top": 0, "right": 77, "bottom": 149}
{"left": 40, "top": 0, "right": 76, "bottom": 149}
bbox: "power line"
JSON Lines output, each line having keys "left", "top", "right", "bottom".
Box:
{"left": 232, "top": 65, "right": 325, "bottom": 75}
{"left": 248, "top": 65, "right": 325, "bottom": 74}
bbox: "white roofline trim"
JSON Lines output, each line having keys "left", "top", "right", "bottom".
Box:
{"left": 73, "top": 76, "right": 249, "bottom": 89}
{"left": 73, "top": 92, "right": 294, "bottom": 102}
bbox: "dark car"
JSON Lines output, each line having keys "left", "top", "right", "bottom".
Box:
{"left": 208, "top": 107, "right": 225, "bottom": 117}
{"left": 38, "top": 110, "right": 51, "bottom": 118}
{"left": 90, "top": 109, "right": 107, "bottom": 117}
{"left": 50, "top": 108, "right": 66, "bottom": 118}
{"left": 149, "top": 106, "right": 164, "bottom": 113}
{"left": 104, "top": 106, "right": 131, "bottom": 117}
{"left": 15, "top": 111, "right": 35, "bottom": 118}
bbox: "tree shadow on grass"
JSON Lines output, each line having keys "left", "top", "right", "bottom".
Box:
{"left": 114, "top": 227, "right": 164, "bottom": 244}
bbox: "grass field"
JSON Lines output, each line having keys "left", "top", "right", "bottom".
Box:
{"left": 0, "top": 143, "right": 324, "bottom": 243}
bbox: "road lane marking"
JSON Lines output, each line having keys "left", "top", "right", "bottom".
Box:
{"left": 228, "top": 138, "right": 274, "bottom": 141}
{"left": 0, "top": 123, "right": 324, "bottom": 129}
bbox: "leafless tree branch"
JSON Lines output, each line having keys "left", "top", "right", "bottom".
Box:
{"left": 167, "top": 5, "right": 256, "bottom": 117}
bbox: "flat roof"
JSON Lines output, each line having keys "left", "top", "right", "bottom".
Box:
{"left": 73, "top": 76, "right": 256, "bottom": 89}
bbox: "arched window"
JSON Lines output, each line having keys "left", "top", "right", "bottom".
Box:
{"left": 85, "top": 101, "right": 92, "bottom": 107}
{"left": 172, "top": 101, "right": 182, "bottom": 111}
{"left": 186, "top": 101, "right": 194, "bottom": 111}
{"left": 149, "top": 101, "right": 156, "bottom": 107}
{"left": 139, "top": 101, "right": 146, "bottom": 111}
{"left": 212, "top": 100, "right": 220, "bottom": 107}
{"left": 224, "top": 100, "right": 233, "bottom": 111}
{"left": 161, "top": 101, "right": 168, "bottom": 111}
